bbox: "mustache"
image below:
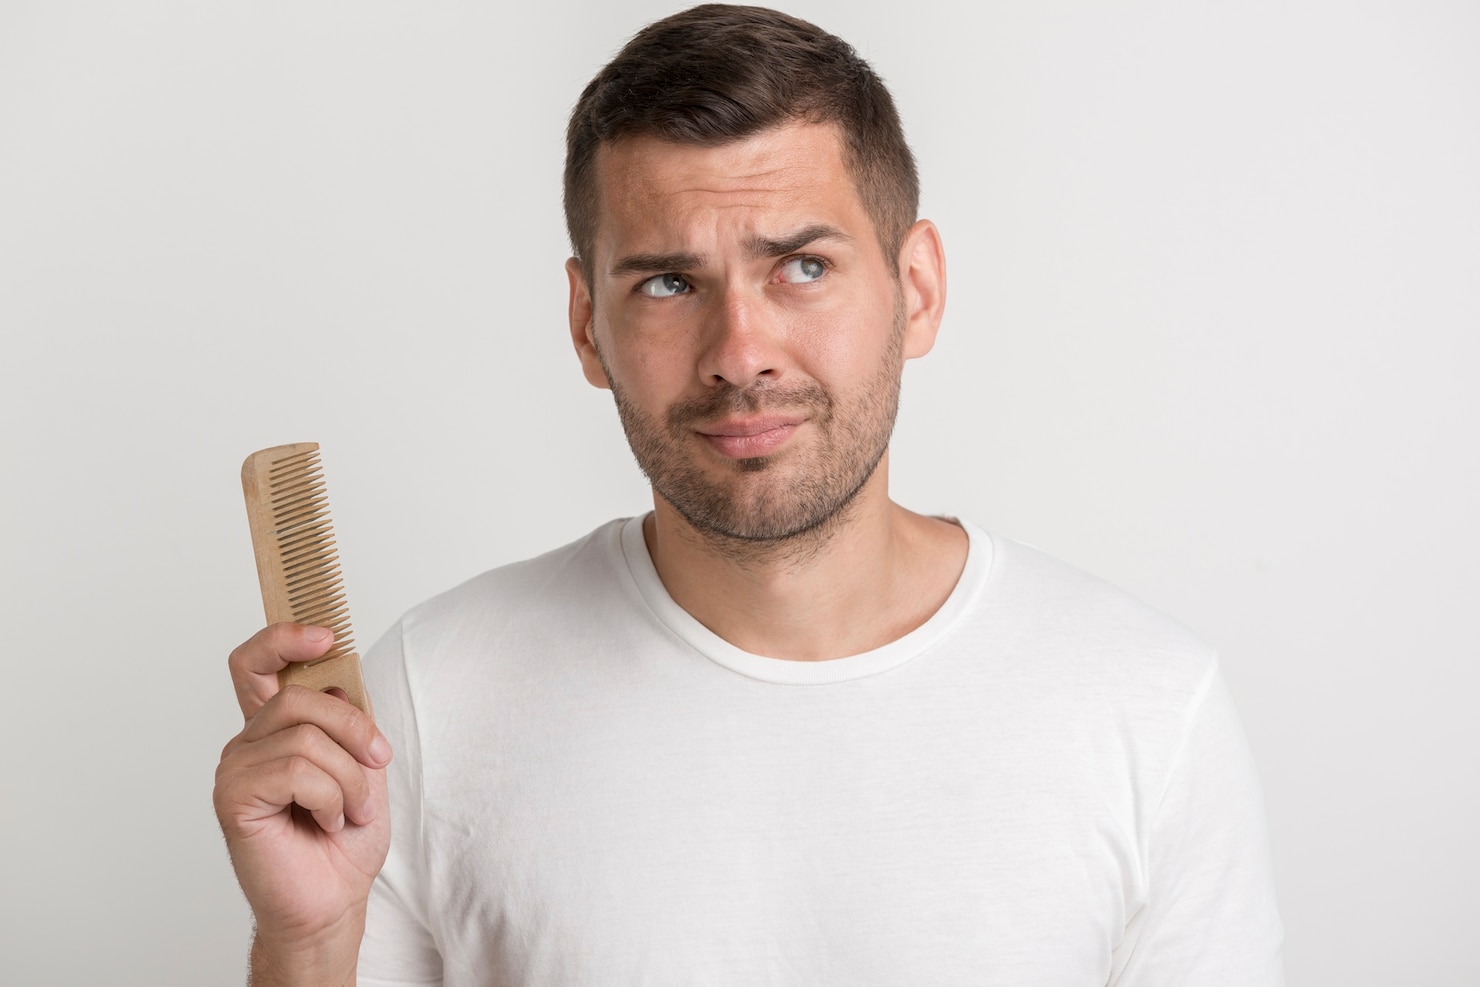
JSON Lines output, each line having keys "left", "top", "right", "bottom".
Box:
{"left": 666, "top": 381, "right": 832, "bottom": 428}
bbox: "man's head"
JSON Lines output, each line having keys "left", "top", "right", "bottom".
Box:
{"left": 562, "top": 7, "right": 946, "bottom": 554}
{"left": 564, "top": 4, "right": 919, "bottom": 274}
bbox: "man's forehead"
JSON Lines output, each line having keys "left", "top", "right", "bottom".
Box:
{"left": 588, "top": 121, "right": 868, "bottom": 254}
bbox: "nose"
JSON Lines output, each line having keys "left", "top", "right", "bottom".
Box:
{"left": 697, "top": 288, "right": 782, "bottom": 390}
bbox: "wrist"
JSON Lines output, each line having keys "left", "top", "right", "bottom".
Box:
{"left": 249, "top": 909, "right": 365, "bottom": 987}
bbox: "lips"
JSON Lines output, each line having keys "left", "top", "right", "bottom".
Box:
{"left": 697, "top": 416, "right": 803, "bottom": 459}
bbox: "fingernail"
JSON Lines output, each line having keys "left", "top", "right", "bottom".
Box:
{"left": 369, "top": 734, "right": 392, "bottom": 765}
{"left": 305, "top": 626, "right": 331, "bottom": 642}
{"left": 360, "top": 798, "right": 377, "bottom": 823}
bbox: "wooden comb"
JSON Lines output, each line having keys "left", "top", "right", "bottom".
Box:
{"left": 241, "top": 442, "right": 370, "bottom": 715}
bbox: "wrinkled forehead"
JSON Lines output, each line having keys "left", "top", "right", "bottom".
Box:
{"left": 587, "top": 121, "right": 868, "bottom": 257}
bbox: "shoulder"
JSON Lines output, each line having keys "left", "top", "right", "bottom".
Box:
{"left": 987, "top": 533, "right": 1211, "bottom": 651}
{"left": 954, "top": 529, "right": 1255, "bottom": 847}
{"left": 404, "top": 517, "right": 631, "bottom": 629}
{"left": 365, "top": 518, "right": 640, "bottom": 681}
{"left": 961, "top": 525, "right": 1221, "bottom": 712}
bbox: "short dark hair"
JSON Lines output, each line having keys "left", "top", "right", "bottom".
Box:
{"left": 564, "top": 4, "right": 919, "bottom": 272}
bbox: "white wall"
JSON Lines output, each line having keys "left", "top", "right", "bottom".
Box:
{"left": 2, "top": 1, "right": 1475, "bottom": 983}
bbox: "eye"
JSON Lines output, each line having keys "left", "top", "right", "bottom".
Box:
{"left": 639, "top": 273, "right": 692, "bottom": 297}
{"left": 777, "top": 256, "right": 827, "bottom": 284}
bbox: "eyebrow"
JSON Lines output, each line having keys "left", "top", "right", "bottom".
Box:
{"left": 606, "top": 224, "right": 853, "bottom": 279}
{"left": 745, "top": 224, "right": 852, "bottom": 259}
{"left": 608, "top": 251, "right": 706, "bottom": 280}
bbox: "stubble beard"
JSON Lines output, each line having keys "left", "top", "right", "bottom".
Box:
{"left": 599, "top": 308, "right": 906, "bottom": 562}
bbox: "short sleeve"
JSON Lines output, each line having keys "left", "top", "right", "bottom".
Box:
{"left": 1112, "top": 664, "right": 1284, "bottom": 986}
{"left": 358, "top": 622, "right": 444, "bottom": 986}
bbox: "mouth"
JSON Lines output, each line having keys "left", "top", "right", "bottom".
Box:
{"left": 696, "top": 416, "right": 804, "bottom": 459}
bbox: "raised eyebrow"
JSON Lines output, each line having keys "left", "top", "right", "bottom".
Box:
{"left": 608, "top": 251, "right": 706, "bottom": 280}
{"left": 745, "top": 224, "right": 853, "bottom": 259}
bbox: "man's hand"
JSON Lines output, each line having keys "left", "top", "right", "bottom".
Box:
{"left": 214, "top": 623, "right": 392, "bottom": 985}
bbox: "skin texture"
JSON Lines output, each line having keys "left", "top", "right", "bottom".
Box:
{"left": 218, "top": 119, "right": 964, "bottom": 984}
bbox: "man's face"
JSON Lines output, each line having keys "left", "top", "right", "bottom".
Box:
{"left": 567, "top": 121, "right": 941, "bottom": 545}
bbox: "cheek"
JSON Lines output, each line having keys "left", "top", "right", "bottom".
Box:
{"left": 788, "top": 297, "right": 897, "bottom": 380}
{"left": 597, "top": 315, "right": 699, "bottom": 404}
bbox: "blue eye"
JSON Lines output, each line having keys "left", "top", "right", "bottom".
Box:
{"left": 640, "top": 273, "right": 692, "bottom": 297}
{"left": 779, "top": 256, "right": 827, "bottom": 283}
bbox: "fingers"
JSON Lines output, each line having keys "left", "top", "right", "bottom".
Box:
{"left": 228, "top": 623, "right": 336, "bottom": 719}
{"left": 216, "top": 686, "right": 393, "bottom": 837}
{"left": 217, "top": 725, "right": 377, "bottom": 832}
{"left": 239, "top": 684, "right": 391, "bottom": 772}
{"left": 220, "top": 627, "right": 391, "bottom": 843}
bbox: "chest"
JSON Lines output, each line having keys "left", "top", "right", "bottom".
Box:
{"left": 419, "top": 677, "right": 1143, "bottom": 986}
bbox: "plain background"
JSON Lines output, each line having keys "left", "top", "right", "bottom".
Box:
{"left": 2, "top": 1, "right": 1476, "bottom": 983}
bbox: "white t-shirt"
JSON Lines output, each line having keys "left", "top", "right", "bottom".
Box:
{"left": 359, "top": 518, "right": 1282, "bottom": 986}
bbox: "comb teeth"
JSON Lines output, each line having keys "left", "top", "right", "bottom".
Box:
{"left": 262, "top": 448, "right": 355, "bottom": 661}
{"left": 242, "top": 442, "right": 369, "bottom": 714}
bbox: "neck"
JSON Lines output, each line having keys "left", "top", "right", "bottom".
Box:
{"left": 642, "top": 459, "right": 967, "bottom": 661}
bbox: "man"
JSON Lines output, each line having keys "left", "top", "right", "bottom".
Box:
{"left": 215, "top": 5, "right": 1283, "bottom": 984}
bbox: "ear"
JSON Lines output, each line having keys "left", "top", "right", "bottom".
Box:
{"left": 896, "top": 220, "right": 947, "bottom": 360}
{"left": 566, "top": 257, "right": 611, "bottom": 390}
